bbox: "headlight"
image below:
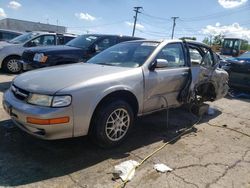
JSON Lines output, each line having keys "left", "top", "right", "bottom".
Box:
{"left": 52, "top": 96, "right": 72, "bottom": 107}
{"left": 28, "top": 94, "right": 53, "bottom": 106}
{"left": 27, "top": 94, "right": 71, "bottom": 107}
{"left": 33, "top": 53, "right": 48, "bottom": 63}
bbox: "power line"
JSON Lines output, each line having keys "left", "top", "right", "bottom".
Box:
{"left": 132, "top": 6, "right": 143, "bottom": 37}
{"left": 140, "top": 5, "right": 249, "bottom": 23}
{"left": 139, "top": 18, "right": 172, "bottom": 31}
{"left": 141, "top": 11, "right": 171, "bottom": 22}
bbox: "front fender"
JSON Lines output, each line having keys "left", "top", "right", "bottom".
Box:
{"left": 90, "top": 85, "right": 137, "bottom": 114}
{"left": 71, "top": 84, "right": 143, "bottom": 137}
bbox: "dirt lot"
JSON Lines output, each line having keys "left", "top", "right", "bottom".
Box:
{"left": 0, "top": 72, "right": 250, "bottom": 188}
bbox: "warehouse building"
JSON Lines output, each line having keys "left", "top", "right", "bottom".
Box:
{"left": 0, "top": 18, "right": 66, "bottom": 33}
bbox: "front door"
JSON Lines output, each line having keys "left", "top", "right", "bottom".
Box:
{"left": 143, "top": 42, "right": 189, "bottom": 113}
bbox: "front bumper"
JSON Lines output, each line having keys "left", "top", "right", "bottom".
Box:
{"left": 20, "top": 60, "right": 34, "bottom": 71}
{"left": 20, "top": 60, "right": 45, "bottom": 71}
{"left": 2, "top": 89, "right": 74, "bottom": 140}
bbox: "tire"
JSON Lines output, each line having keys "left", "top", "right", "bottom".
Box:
{"left": 90, "top": 100, "right": 134, "bottom": 148}
{"left": 2, "top": 56, "right": 21, "bottom": 74}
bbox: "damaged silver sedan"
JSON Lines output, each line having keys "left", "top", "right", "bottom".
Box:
{"left": 2, "top": 40, "right": 228, "bottom": 147}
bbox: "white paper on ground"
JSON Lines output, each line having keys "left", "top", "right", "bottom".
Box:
{"left": 113, "top": 160, "right": 139, "bottom": 181}
{"left": 154, "top": 163, "right": 173, "bottom": 173}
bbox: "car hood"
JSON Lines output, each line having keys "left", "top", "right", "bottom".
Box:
{"left": 225, "top": 58, "right": 250, "bottom": 73}
{"left": 13, "top": 63, "right": 137, "bottom": 94}
{"left": 226, "top": 57, "right": 250, "bottom": 63}
{"left": 27, "top": 45, "right": 83, "bottom": 54}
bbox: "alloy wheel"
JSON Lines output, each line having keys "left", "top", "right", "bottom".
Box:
{"left": 105, "top": 108, "right": 130, "bottom": 141}
{"left": 7, "top": 59, "right": 21, "bottom": 73}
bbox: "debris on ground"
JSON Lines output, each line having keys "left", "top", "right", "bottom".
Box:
{"left": 154, "top": 163, "right": 173, "bottom": 173}
{"left": 112, "top": 160, "right": 139, "bottom": 181}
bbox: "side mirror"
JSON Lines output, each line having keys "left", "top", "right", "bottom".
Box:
{"left": 25, "top": 41, "right": 36, "bottom": 47}
{"left": 149, "top": 59, "right": 169, "bottom": 71}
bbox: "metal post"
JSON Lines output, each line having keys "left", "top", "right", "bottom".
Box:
{"left": 171, "top": 17, "right": 179, "bottom": 39}
{"left": 132, "top": 7, "right": 142, "bottom": 37}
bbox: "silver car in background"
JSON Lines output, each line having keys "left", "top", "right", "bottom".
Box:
{"left": 2, "top": 40, "right": 228, "bottom": 147}
{"left": 0, "top": 31, "right": 76, "bottom": 73}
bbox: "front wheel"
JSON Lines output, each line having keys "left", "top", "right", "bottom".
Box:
{"left": 90, "top": 100, "right": 134, "bottom": 148}
{"left": 2, "top": 56, "right": 21, "bottom": 74}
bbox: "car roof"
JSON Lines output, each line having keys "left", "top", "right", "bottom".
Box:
{"left": 184, "top": 40, "right": 210, "bottom": 48}
{"left": 25, "top": 31, "right": 77, "bottom": 37}
{"left": 28, "top": 31, "right": 54, "bottom": 35}
{"left": 121, "top": 39, "right": 211, "bottom": 49}
{"left": 79, "top": 34, "right": 144, "bottom": 39}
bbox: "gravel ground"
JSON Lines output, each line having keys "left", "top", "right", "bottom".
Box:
{"left": 0, "top": 72, "right": 250, "bottom": 188}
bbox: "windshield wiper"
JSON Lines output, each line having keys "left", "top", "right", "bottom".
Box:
{"left": 96, "top": 62, "right": 113, "bottom": 66}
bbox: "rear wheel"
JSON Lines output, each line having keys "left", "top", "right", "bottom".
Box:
{"left": 90, "top": 100, "right": 134, "bottom": 148}
{"left": 3, "top": 56, "right": 21, "bottom": 74}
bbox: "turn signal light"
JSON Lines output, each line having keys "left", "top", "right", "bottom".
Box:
{"left": 40, "top": 56, "right": 48, "bottom": 63}
{"left": 27, "top": 117, "right": 69, "bottom": 125}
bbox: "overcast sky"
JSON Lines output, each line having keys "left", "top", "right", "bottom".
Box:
{"left": 0, "top": 0, "right": 249, "bottom": 41}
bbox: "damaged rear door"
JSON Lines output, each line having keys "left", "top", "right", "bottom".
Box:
{"left": 186, "top": 43, "right": 219, "bottom": 103}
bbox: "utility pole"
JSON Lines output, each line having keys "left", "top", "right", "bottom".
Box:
{"left": 56, "top": 19, "right": 59, "bottom": 33}
{"left": 132, "top": 6, "right": 142, "bottom": 37}
{"left": 171, "top": 17, "right": 179, "bottom": 39}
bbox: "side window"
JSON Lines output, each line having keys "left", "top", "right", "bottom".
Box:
{"left": 156, "top": 43, "right": 185, "bottom": 67}
{"left": 234, "top": 40, "right": 240, "bottom": 51}
{"left": 57, "top": 35, "right": 64, "bottom": 45}
{"left": 95, "top": 37, "right": 117, "bottom": 51}
{"left": 201, "top": 50, "right": 214, "bottom": 67}
{"left": 2, "top": 32, "right": 11, "bottom": 40}
{"left": 189, "top": 48, "right": 203, "bottom": 65}
{"left": 42, "top": 35, "right": 56, "bottom": 45}
{"left": 189, "top": 47, "right": 214, "bottom": 67}
{"left": 29, "top": 35, "right": 55, "bottom": 47}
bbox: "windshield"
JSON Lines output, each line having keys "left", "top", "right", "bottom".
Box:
{"left": 9, "top": 32, "right": 40, "bottom": 44}
{"left": 87, "top": 41, "right": 159, "bottom": 68}
{"left": 66, "top": 35, "right": 100, "bottom": 48}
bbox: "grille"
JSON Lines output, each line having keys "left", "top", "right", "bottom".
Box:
{"left": 11, "top": 85, "right": 30, "bottom": 101}
{"left": 22, "top": 51, "right": 35, "bottom": 62}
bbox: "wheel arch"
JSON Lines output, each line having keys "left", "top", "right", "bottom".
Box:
{"left": 88, "top": 90, "right": 139, "bottom": 134}
{"left": 195, "top": 81, "right": 217, "bottom": 102}
{"left": 1, "top": 54, "right": 21, "bottom": 68}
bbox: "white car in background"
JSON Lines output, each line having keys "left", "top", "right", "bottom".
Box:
{"left": 0, "top": 31, "right": 76, "bottom": 73}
